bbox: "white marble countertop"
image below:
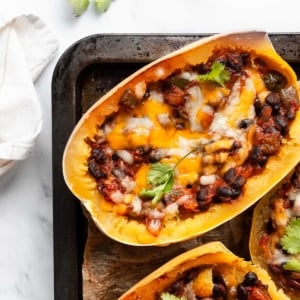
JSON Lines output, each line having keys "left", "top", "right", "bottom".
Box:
{"left": 1, "top": 0, "right": 300, "bottom": 299}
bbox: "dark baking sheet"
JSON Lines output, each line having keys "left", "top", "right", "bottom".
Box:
{"left": 52, "top": 33, "right": 300, "bottom": 300}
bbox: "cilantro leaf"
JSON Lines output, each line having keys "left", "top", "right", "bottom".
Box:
{"left": 197, "top": 61, "right": 230, "bottom": 87}
{"left": 280, "top": 218, "right": 300, "bottom": 254}
{"left": 139, "top": 149, "right": 197, "bottom": 205}
{"left": 140, "top": 163, "right": 174, "bottom": 205}
{"left": 160, "top": 292, "right": 187, "bottom": 300}
{"left": 147, "top": 163, "right": 174, "bottom": 186}
{"left": 283, "top": 258, "right": 300, "bottom": 272}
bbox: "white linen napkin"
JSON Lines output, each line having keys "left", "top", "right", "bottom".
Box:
{"left": 0, "top": 14, "right": 58, "bottom": 176}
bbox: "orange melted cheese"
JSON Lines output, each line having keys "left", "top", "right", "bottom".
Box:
{"left": 106, "top": 99, "right": 176, "bottom": 149}
{"left": 106, "top": 68, "right": 264, "bottom": 185}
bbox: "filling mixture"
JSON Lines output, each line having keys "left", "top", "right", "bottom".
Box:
{"left": 86, "top": 49, "right": 299, "bottom": 236}
{"left": 159, "top": 266, "right": 272, "bottom": 300}
{"left": 259, "top": 163, "right": 300, "bottom": 295}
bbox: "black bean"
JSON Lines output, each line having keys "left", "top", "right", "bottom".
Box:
{"left": 237, "top": 284, "right": 248, "bottom": 300}
{"left": 223, "top": 168, "right": 236, "bottom": 184}
{"left": 231, "top": 175, "right": 246, "bottom": 189}
{"left": 274, "top": 114, "right": 288, "bottom": 135}
{"left": 254, "top": 98, "right": 262, "bottom": 115}
{"left": 88, "top": 161, "right": 107, "bottom": 179}
{"left": 243, "top": 272, "right": 258, "bottom": 286}
{"left": 231, "top": 188, "right": 242, "bottom": 199}
{"left": 216, "top": 186, "right": 233, "bottom": 199}
{"left": 231, "top": 141, "right": 242, "bottom": 151}
{"left": 213, "top": 283, "right": 227, "bottom": 298}
{"left": 149, "top": 149, "right": 163, "bottom": 163}
{"left": 196, "top": 187, "right": 208, "bottom": 200}
{"left": 112, "top": 153, "right": 119, "bottom": 161}
{"left": 250, "top": 146, "right": 267, "bottom": 165}
{"left": 265, "top": 92, "right": 281, "bottom": 107}
{"left": 196, "top": 187, "right": 212, "bottom": 211}
{"left": 241, "top": 52, "right": 250, "bottom": 66}
{"left": 91, "top": 148, "right": 106, "bottom": 163}
{"left": 238, "top": 118, "right": 253, "bottom": 129}
{"left": 286, "top": 106, "right": 296, "bottom": 120}
{"left": 266, "top": 219, "right": 277, "bottom": 234}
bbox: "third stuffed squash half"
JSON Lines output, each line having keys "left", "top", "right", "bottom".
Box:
{"left": 119, "top": 241, "right": 288, "bottom": 299}
{"left": 250, "top": 162, "right": 300, "bottom": 299}
{"left": 63, "top": 30, "right": 300, "bottom": 246}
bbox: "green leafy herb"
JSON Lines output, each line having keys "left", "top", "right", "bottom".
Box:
{"left": 94, "top": 0, "right": 112, "bottom": 13}
{"left": 197, "top": 61, "right": 230, "bottom": 87}
{"left": 140, "top": 162, "right": 174, "bottom": 205}
{"left": 69, "top": 0, "right": 89, "bottom": 16}
{"left": 283, "top": 258, "right": 300, "bottom": 272}
{"left": 160, "top": 292, "right": 187, "bottom": 300}
{"left": 140, "top": 149, "right": 195, "bottom": 205}
{"left": 279, "top": 218, "right": 300, "bottom": 273}
{"left": 280, "top": 218, "right": 300, "bottom": 254}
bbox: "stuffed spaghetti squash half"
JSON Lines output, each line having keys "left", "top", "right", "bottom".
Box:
{"left": 250, "top": 163, "right": 300, "bottom": 299}
{"left": 119, "top": 241, "right": 289, "bottom": 299}
{"left": 63, "top": 31, "right": 300, "bottom": 246}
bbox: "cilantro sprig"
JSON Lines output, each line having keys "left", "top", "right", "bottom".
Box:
{"left": 280, "top": 217, "right": 300, "bottom": 272}
{"left": 197, "top": 61, "right": 230, "bottom": 87}
{"left": 140, "top": 149, "right": 196, "bottom": 205}
{"left": 280, "top": 218, "right": 300, "bottom": 254}
{"left": 283, "top": 258, "right": 300, "bottom": 272}
{"left": 140, "top": 162, "right": 175, "bottom": 205}
{"left": 160, "top": 292, "right": 187, "bottom": 300}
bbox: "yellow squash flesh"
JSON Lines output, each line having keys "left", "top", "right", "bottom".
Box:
{"left": 118, "top": 241, "right": 289, "bottom": 299}
{"left": 63, "top": 31, "right": 300, "bottom": 246}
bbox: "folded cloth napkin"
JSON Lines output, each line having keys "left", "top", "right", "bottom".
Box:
{"left": 0, "top": 14, "right": 58, "bottom": 176}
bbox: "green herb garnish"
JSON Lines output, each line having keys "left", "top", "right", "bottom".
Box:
{"left": 140, "top": 162, "right": 174, "bottom": 205}
{"left": 283, "top": 258, "right": 300, "bottom": 272}
{"left": 280, "top": 217, "right": 300, "bottom": 254}
{"left": 280, "top": 217, "right": 300, "bottom": 273}
{"left": 140, "top": 149, "right": 195, "bottom": 205}
{"left": 197, "top": 61, "right": 230, "bottom": 87}
{"left": 160, "top": 292, "right": 187, "bottom": 300}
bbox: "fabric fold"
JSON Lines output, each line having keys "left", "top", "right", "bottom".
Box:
{"left": 0, "top": 14, "right": 58, "bottom": 175}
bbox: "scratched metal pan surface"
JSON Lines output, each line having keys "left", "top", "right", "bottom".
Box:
{"left": 52, "top": 33, "right": 300, "bottom": 300}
